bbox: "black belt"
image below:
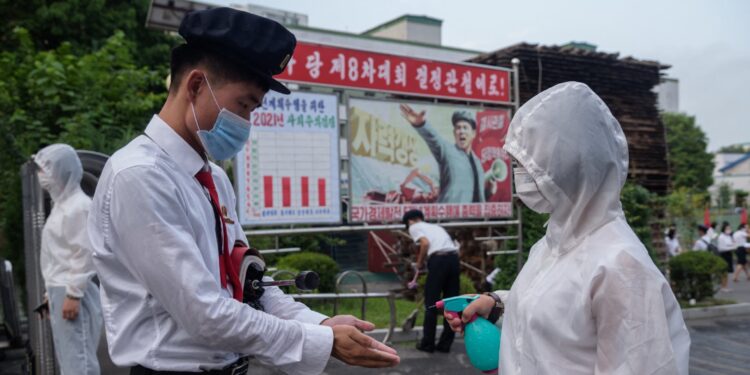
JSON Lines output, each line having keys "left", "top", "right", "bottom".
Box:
{"left": 130, "top": 357, "right": 248, "bottom": 375}
{"left": 429, "top": 250, "right": 458, "bottom": 258}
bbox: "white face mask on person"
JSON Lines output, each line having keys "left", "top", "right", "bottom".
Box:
{"left": 514, "top": 167, "right": 554, "bottom": 214}
{"left": 190, "top": 74, "right": 252, "bottom": 161}
{"left": 37, "top": 170, "right": 56, "bottom": 193}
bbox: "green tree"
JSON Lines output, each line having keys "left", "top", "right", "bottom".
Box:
{"left": 493, "top": 205, "right": 548, "bottom": 289}
{"left": 0, "top": 0, "right": 176, "bottom": 68}
{"left": 662, "top": 113, "right": 714, "bottom": 192}
{"left": 0, "top": 28, "right": 166, "bottom": 280}
{"left": 717, "top": 144, "right": 750, "bottom": 154}
{"left": 666, "top": 187, "right": 707, "bottom": 221}
{"left": 716, "top": 183, "right": 732, "bottom": 209}
{"left": 621, "top": 182, "right": 660, "bottom": 263}
{"left": 735, "top": 190, "right": 749, "bottom": 208}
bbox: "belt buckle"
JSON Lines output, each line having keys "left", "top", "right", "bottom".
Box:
{"left": 230, "top": 357, "right": 248, "bottom": 375}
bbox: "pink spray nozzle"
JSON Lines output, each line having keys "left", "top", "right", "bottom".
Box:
{"left": 435, "top": 300, "right": 445, "bottom": 310}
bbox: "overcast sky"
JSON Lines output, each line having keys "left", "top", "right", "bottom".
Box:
{"left": 212, "top": 0, "right": 749, "bottom": 151}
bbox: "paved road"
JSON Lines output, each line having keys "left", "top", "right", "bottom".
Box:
{"left": 688, "top": 316, "right": 750, "bottom": 375}
{"left": 7, "top": 316, "right": 750, "bottom": 374}
{"left": 246, "top": 315, "right": 750, "bottom": 374}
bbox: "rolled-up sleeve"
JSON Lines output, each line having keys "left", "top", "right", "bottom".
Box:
{"left": 105, "top": 165, "right": 333, "bottom": 373}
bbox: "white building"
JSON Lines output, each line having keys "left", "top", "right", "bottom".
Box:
{"left": 710, "top": 152, "right": 750, "bottom": 205}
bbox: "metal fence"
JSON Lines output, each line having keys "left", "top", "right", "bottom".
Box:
{"left": 21, "top": 161, "right": 58, "bottom": 375}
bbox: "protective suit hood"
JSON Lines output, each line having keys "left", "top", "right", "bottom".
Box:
{"left": 504, "top": 82, "right": 629, "bottom": 253}
{"left": 33, "top": 144, "right": 84, "bottom": 203}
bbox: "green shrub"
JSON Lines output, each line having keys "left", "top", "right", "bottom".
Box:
{"left": 669, "top": 251, "right": 726, "bottom": 301}
{"left": 276, "top": 252, "right": 340, "bottom": 293}
{"left": 460, "top": 273, "right": 477, "bottom": 295}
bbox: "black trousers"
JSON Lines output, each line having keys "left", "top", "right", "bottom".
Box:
{"left": 422, "top": 252, "right": 460, "bottom": 349}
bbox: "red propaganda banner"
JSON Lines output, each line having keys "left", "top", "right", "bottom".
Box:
{"left": 278, "top": 41, "right": 511, "bottom": 104}
{"left": 473, "top": 109, "right": 512, "bottom": 203}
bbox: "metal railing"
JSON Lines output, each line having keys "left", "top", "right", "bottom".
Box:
{"left": 258, "top": 247, "right": 301, "bottom": 255}
{"left": 289, "top": 292, "right": 397, "bottom": 344}
{"left": 21, "top": 161, "right": 58, "bottom": 375}
{"left": 334, "top": 271, "right": 368, "bottom": 318}
{"left": 286, "top": 270, "right": 398, "bottom": 344}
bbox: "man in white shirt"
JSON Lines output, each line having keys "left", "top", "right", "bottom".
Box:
{"left": 402, "top": 209, "right": 460, "bottom": 353}
{"left": 88, "top": 8, "right": 398, "bottom": 375}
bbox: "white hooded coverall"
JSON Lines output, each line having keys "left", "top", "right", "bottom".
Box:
{"left": 34, "top": 144, "right": 102, "bottom": 375}
{"left": 496, "top": 82, "right": 690, "bottom": 374}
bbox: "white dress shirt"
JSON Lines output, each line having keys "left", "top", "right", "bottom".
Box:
{"left": 408, "top": 222, "right": 458, "bottom": 256}
{"left": 717, "top": 232, "right": 736, "bottom": 252}
{"left": 692, "top": 234, "right": 712, "bottom": 251}
{"left": 733, "top": 229, "right": 748, "bottom": 248}
{"left": 88, "top": 115, "right": 333, "bottom": 373}
{"left": 664, "top": 236, "right": 681, "bottom": 257}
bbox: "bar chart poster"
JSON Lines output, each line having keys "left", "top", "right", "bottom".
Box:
{"left": 235, "top": 91, "right": 341, "bottom": 226}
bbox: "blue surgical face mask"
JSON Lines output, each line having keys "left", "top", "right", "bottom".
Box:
{"left": 190, "top": 75, "right": 252, "bottom": 160}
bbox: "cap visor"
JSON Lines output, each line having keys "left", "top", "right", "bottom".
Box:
{"left": 268, "top": 77, "right": 291, "bottom": 94}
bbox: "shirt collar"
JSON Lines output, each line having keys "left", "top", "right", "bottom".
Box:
{"left": 144, "top": 115, "right": 207, "bottom": 176}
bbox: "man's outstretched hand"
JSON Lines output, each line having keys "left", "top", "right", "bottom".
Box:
{"left": 331, "top": 325, "right": 400, "bottom": 368}
{"left": 400, "top": 104, "right": 426, "bottom": 127}
{"left": 321, "top": 314, "right": 376, "bottom": 332}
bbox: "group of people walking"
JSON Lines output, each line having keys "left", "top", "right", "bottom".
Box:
{"left": 687, "top": 221, "right": 749, "bottom": 291}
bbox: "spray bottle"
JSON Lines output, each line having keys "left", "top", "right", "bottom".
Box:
{"left": 434, "top": 295, "right": 501, "bottom": 373}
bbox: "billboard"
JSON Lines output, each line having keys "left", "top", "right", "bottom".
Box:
{"left": 348, "top": 98, "right": 512, "bottom": 223}
{"left": 235, "top": 91, "right": 341, "bottom": 226}
{"left": 277, "top": 41, "right": 512, "bottom": 104}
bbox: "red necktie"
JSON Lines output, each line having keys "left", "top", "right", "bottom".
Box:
{"left": 195, "top": 169, "right": 243, "bottom": 301}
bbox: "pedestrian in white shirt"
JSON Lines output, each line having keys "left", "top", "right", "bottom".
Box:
{"left": 732, "top": 223, "right": 748, "bottom": 282}
{"left": 88, "top": 8, "right": 398, "bottom": 375}
{"left": 443, "top": 82, "right": 690, "bottom": 374}
{"left": 402, "top": 209, "right": 460, "bottom": 353}
{"left": 717, "top": 222, "right": 736, "bottom": 291}
{"left": 34, "top": 144, "right": 102, "bottom": 375}
{"left": 707, "top": 221, "right": 718, "bottom": 240}
{"left": 665, "top": 228, "right": 681, "bottom": 258}
{"left": 692, "top": 225, "right": 713, "bottom": 251}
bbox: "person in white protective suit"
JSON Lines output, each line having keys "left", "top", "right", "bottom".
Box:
{"left": 444, "top": 82, "right": 690, "bottom": 374}
{"left": 34, "top": 144, "right": 102, "bottom": 375}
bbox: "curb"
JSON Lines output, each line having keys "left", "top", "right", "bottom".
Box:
{"left": 682, "top": 302, "right": 750, "bottom": 321}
